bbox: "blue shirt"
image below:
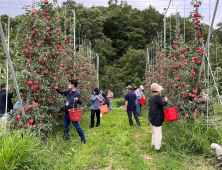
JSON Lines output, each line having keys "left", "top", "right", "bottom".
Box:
{"left": 90, "top": 94, "right": 103, "bottom": 110}
{"left": 135, "top": 89, "right": 143, "bottom": 99}
{"left": 125, "top": 91, "right": 137, "bottom": 111}
{"left": 13, "top": 100, "right": 20, "bottom": 110}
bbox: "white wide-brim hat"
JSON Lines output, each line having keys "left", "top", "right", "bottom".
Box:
{"left": 151, "top": 83, "right": 163, "bottom": 92}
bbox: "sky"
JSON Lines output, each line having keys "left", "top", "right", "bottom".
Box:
{"left": 0, "top": 0, "right": 222, "bottom": 28}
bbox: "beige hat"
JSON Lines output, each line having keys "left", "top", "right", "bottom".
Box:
{"left": 151, "top": 83, "right": 163, "bottom": 92}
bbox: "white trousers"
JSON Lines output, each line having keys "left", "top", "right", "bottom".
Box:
{"left": 150, "top": 123, "right": 162, "bottom": 150}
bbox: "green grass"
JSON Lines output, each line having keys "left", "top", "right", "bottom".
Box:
{"left": 114, "top": 98, "right": 125, "bottom": 107}
{"left": 1, "top": 101, "right": 220, "bottom": 169}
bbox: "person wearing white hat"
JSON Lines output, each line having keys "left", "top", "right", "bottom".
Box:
{"left": 135, "top": 85, "right": 145, "bottom": 117}
{"left": 149, "top": 83, "right": 168, "bottom": 153}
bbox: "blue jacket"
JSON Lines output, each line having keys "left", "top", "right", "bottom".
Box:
{"left": 56, "top": 89, "right": 82, "bottom": 110}
{"left": 13, "top": 100, "right": 20, "bottom": 110}
{"left": 90, "top": 94, "right": 103, "bottom": 110}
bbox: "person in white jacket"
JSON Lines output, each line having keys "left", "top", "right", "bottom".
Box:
{"left": 135, "top": 86, "right": 145, "bottom": 117}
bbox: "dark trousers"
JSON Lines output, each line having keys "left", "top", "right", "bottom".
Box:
{"left": 91, "top": 109, "right": 100, "bottom": 127}
{"left": 127, "top": 110, "right": 141, "bottom": 126}
{"left": 64, "top": 109, "right": 85, "bottom": 141}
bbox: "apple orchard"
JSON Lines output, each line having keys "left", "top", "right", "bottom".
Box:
{"left": 145, "top": 0, "right": 213, "bottom": 119}
{"left": 8, "top": 0, "right": 214, "bottom": 135}
{"left": 10, "top": 0, "right": 97, "bottom": 134}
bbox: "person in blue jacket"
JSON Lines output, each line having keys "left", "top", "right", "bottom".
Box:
{"left": 54, "top": 79, "right": 86, "bottom": 144}
{"left": 90, "top": 87, "right": 103, "bottom": 128}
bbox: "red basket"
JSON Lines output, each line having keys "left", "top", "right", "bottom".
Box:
{"left": 140, "top": 99, "right": 146, "bottom": 105}
{"left": 68, "top": 108, "right": 82, "bottom": 121}
{"left": 164, "top": 107, "right": 178, "bottom": 122}
{"left": 99, "top": 105, "right": 109, "bottom": 114}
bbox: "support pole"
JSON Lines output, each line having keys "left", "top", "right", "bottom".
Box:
{"left": 73, "top": 8, "right": 75, "bottom": 52}
{"left": 150, "top": 47, "right": 152, "bottom": 71}
{"left": 207, "top": 0, "right": 211, "bottom": 129}
{"left": 5, "top": 0, "right": 10, "bottom": 116}
{"left": 89, "top": 41, "right": 91, "bottom": 61}
{"left": 146, "top": 48, "right": 149, "bottom": 70}
{"left": 65, "top": 5, "right": 66, "bottom": 37}
{"left": 184, "top": 0, "right": 186, "bottom": 42}
{"left": 78, "top": 26, "right": 80, "bottom": 51}
{"left": 157, "top": 32, "right": 159, "bottom": 50}
{"left": 164, "top": 8, "right": 166, "bottom": 45}
{"left": 82, "top": 34, "right": 83, "bottom": 50}
{"left": 216, "top": 39, "right": 218, "bottom": 85}
{"left": 196, "top": 0, "right": 219, "bottom": 90}
{"left": 176, "top": 6, "right": 178, "bottom": 33}
{"left": 170, "top": 15, "right": 171, "bottom": 47}
{"left": 96, "top": 54, "right": 99, "bottom": 88}
{"left": 73, "top": 8, "right": 76, "bottom": 77}
{"left": 0, "top": 19, "right": 26, "bottom": 119}
{"left": 84, "top": 35, "right": 86, "bottom": 52}
{"left": 70, "top": 14, "right": 71, "bottom": 29}
{"left": 161, "top": 29, "right": 162, "bottom": 48}
{"left": 205, "top": 54, "right": 222, "bottom": 106}
{"left": 153, "top": 41, "right": 154, "bottom": 69}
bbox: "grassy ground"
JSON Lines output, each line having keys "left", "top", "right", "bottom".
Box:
{"left": 1, "top": 100, "right": 221, "bottom": 169}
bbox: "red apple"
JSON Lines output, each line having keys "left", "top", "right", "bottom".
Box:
{"left": 196, "top": 61, "right": 201, "bottom": 65}
{"left": 29, "top": 119, "right": 34, "bottom": 124}
{"left": 28, "top": 81, "right": 33, "bottom": 85}
{"left": 17, "top": 115, "right": 22, "bottom": 119}
{"left": 31, "top": 10, "right": 36, "bottom": 14}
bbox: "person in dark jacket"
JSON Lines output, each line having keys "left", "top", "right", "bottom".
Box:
{"left": 149, "top": 83, "right": 168, "bottom": 153}
{"left": 0, "top": 83, "right": 13, "bottom": 115}
{"left": 100, "top": 89, "right": 107, "bottom": 104}
{"left": 125, "top": 85, "right": 141, "bottom": 126}
{"left": 54, "top": 79, "right": 86, "bottom": 144}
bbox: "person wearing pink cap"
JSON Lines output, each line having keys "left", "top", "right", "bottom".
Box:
{"left": 149, "top": 83, "right": 168, "bottom": 153}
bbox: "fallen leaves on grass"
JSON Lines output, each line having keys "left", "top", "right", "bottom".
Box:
{"left": 141, "top": 154, "right": 153, "bottom": 163}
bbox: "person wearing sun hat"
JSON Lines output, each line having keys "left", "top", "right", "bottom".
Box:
{"left": 149, "top": 83, "right": 168, "bottom": 153}
{"left": 135, "top": 85, "right": 145, "bottom": 117}
{"left": 125, "top": 85, "right": 141, "bottom": 126}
